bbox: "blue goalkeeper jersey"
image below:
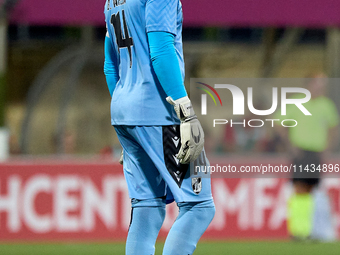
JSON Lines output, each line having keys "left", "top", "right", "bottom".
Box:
{"left": 104, "top": 0, "right": 184, "bottom": 126}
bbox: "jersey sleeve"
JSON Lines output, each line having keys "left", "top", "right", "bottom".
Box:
{"left": 145, "top": 0, "right": 178, "bottom": 35}
{"left": 148, "top": 31, "right": 187, "bottom": 100}
{"left": 104, "top": 32, "right": 120, "bottom": 96}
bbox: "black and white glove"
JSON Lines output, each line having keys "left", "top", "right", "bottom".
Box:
{"left": 166, "top": 96, "right": 204, "bottom": 164}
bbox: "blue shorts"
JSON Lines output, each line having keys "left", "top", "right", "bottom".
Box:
{"left": 114, "top": 125, "right": 213, "bottom": 203}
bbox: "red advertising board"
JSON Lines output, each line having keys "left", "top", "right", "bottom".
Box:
{"left": 0, "top": 160, "right": 339, "bottom": 241}
{"left": 8, "top": 0, "right": 340, "bottom": 27}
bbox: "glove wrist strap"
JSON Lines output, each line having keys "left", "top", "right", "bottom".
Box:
{"left": 166, "top": 96, "right": 196, "bottom": 121}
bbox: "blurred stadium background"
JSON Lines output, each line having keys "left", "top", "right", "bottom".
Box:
{"left": 1, "top": 0, "right": 340, "bottom": 254}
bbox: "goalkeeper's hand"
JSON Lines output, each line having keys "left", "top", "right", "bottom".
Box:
{"left": 166, "top": 96, "right": 204, "bottom": 164}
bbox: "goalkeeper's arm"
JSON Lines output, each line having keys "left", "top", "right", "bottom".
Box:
{"left": 104, "top": 34, "right": 119, "bottom": 96}
{"left": 147, "top": 31, "right": 204, "bottom": 164}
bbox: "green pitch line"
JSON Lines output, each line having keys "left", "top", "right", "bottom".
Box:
{"left": 0, "top": 241, "right": 339, "bottom": 255}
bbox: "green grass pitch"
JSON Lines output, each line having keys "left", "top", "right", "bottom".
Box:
{"left": 0, "top": 241, "right": 339, "bottom": 255}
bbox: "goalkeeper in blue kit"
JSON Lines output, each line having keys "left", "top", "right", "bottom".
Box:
{"left": 104, "top": 0, "right": 215, "bottom": 254}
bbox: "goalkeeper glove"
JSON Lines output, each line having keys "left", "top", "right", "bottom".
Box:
{"left": 166, "top": 96, "right": 204, "bottom": 164}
